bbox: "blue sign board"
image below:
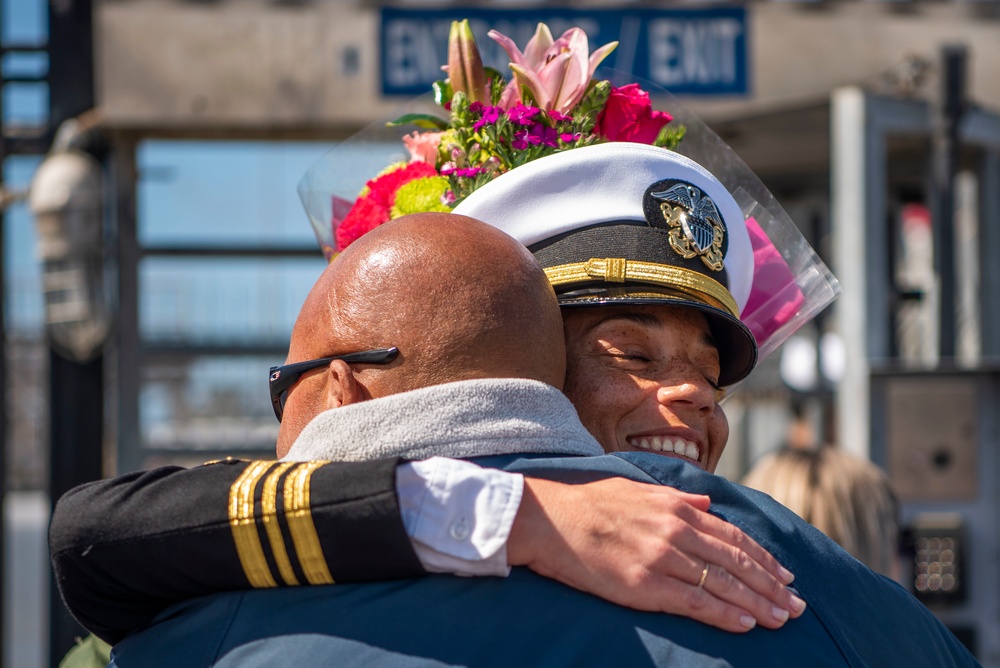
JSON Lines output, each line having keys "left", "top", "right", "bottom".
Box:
{"left": 380, "top": 7, "right": 748, "bottom": 98}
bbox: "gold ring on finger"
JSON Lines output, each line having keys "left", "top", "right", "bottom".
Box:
{"left": 697, "top": 564, "right": 710, "bottom": 590}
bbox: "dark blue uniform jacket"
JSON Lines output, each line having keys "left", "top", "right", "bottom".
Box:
{"left": 110, "top": 453, "right": 979, "bottom": 668}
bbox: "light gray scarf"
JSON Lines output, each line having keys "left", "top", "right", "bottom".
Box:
{"left": 283, "top": 378, "right": 603, "bottom": 462}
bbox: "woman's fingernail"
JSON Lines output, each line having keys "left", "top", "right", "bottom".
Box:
{"left": 789, "top": 594, "right": 807, "bottom": 615}
{"left": 740, "top": 614, "right": 757, "bottom": 630}
{"left": 772, "top": 606, "right": 790, "bottom": 623}
{"left": 778, "top": 566, "right": 795, "bottom": 584}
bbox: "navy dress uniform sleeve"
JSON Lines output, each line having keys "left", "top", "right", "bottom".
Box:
{"left": 49, "top": 457, "right": 425, "bottom": 644}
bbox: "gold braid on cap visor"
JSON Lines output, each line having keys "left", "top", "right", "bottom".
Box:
{"left": 544, "top": 258, "right": 740, "bottom": 319}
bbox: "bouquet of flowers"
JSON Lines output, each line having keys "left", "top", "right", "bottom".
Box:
{"left": 333, "top": 20, "right": 686, "bottom": 253}
{"left": 298, "top": 20, "right": 841, "bottom": 363}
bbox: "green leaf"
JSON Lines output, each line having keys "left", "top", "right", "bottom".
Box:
{"left": 518, "top": 83, "right": 538, "bottom": 109}
{"left": 386, "top": 113, "right": 449, "bottom": 130}
{"left": 488, "top": 73, "right": 508, "bottom": 106}
{"left": 450, "top": 91, "right": 471, "bottom": 127}
{"left": 577, "top": 80, "right": 610, "bottom": 118}
{"left": 653, "top": 124, "right": 687, "bottom": 150}
{"left": 432, "top": 80, "right": 453, "bottom": 107}
{"left": 484, "top": 66, "right": 506, "bottom": 101}
{"left": 484, "top": 67, "right": 506, "bottom": 85}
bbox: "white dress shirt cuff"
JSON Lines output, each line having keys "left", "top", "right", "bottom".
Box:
{"left": 396, "top": 456, "right": 522, "bottom": 577}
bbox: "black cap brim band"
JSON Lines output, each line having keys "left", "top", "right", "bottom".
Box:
{"left": 530, "top": 219, "right": 755, "bottom": 386}
{"left": 556, "top": 287, "right": 758, "bottom": 387}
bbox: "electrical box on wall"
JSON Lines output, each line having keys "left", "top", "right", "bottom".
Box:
{"left": 884, "top": 376, "right": 978, "bottom": 503}
{"left": 870, "top": 370, "right": 1000, "bottom": 665}
{"left": 904, "top": 512, "right": 966, "bottom": 605}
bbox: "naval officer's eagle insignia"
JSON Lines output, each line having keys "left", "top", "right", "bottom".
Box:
{"left": 650, "top": 183, "right": 726, "bottom": 272}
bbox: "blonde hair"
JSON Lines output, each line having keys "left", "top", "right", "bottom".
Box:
{"left": 742, "top": 447, "right": 900, "bottom": 578}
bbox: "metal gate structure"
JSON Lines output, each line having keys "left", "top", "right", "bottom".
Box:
{"left": 833, "top": 84, "right": 1000, "bottom": 663}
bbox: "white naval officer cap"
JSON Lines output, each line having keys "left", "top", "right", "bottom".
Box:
{"left": 453, "top": 142, "right": 757, "bottom": 387}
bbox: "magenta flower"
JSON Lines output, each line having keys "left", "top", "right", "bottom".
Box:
{"left": 512, "top": 123, "right": 559, "bottom": 150}
{"left": 489, "top": 23, "right": 617, "bottom": 115}
{"left": 506, "top": 104, "right": 541, "bottom": 126}
{"left": 440, "top": 164, "right": 486, "bottom": 178}
{"left": 472, "top": 105, "right": 501, "bottom": 131}
{"left": 535, "top": 124, "right": 560, "bottom": 147}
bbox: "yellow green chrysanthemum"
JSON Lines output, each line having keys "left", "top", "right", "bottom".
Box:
{"left": 390, "top": 176, "right": 452, "bottom": 218}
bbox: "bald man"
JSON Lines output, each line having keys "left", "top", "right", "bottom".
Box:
{"left": 104, "top": 213, "right": 974, "bottom": 668}
{"left": 274, "top": 212, "right": 568, "bottom": 459}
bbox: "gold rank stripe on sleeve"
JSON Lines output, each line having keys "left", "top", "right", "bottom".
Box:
{"left": 228, "top": 461, "right": 335, "bottom": 588}
{"left": 284, "top": 461, "right": 336, "bottom": 585}
{"left": 260, "top": 462, "right": 300, "bottom": 586}
{"left": 229, "top": 461, "right": 280, "bottom": 588}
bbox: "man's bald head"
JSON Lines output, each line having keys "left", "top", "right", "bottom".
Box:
{"left": 276, "top": 213, "right": 565, "bottom": 455}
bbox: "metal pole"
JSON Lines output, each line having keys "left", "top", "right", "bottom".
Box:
{"left": 0, "top": 36, "right": 7, "bottom": 666}
{"left": 47, "top": 353, "right": 103, "bottom": 666}
{"left": 933, "top": 45, "right": 967, "bottom": 361}
{"left": 832, "top": 87, "right": 872, "bottom": 459}
{"left": 46, "top": 1, "right": 99, "bottom": 664}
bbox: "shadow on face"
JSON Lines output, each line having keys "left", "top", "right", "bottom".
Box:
{"left": 561, "top": 304, "right": 729, "bottom": 473}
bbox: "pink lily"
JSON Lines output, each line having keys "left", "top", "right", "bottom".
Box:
{"left": 447, "top": 20, "right": 489, "bottom": 104}
{"left": 488, "top": 23, "right": 617, "bottom": 115}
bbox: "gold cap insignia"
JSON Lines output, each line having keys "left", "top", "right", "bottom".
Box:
{"left": 649, "top": 183, "right": 726, "bottom": 272}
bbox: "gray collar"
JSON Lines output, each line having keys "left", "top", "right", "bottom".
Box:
{"left": 283, "top": 378, "right": 603, "bottom": 462}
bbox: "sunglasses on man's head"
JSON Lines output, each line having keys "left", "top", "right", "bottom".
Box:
{"left": 268, "top": 347, "right": 400, "bottom": 422}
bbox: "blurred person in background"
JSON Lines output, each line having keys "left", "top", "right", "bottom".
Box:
{"left": 742, "top": 444, "right": 902, "bottom": 581}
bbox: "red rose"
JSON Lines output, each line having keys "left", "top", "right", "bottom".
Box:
{"left": 595, "top": 83, "right": 673, "bottom": 144}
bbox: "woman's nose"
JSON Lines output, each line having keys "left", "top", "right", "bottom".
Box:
{"left": 655, "top": 371, "right": 715, "bottom": 412}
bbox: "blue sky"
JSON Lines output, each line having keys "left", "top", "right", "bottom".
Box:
{"left": 3, "top": 0, "right": 47, "bottom": 333}
{"left": 2, "top": 0, "right": 46, "bottom": 125}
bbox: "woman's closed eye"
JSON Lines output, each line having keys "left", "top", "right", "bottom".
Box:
{"left": 611, "top": 351, "right": 651, "bottom": 362}
{"left": 598, "top": 341, "right": 654, "bottom": 365}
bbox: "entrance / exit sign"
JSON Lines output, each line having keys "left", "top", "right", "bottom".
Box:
{"left": 380, "top": 7, "right": 749, "bottom": 98}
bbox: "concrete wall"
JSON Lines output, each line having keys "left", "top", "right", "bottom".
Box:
{"left": 97, "top": 1, "right": 382, "bottom": 132}
{"left": 701, "top": 2, "right": 1000, "bottom": 119}
{"left": 95, "top": 1, "right": 1000, "bottom": 133}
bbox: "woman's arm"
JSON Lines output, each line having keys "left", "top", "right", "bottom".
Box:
{"left": 51, "top": 457, "right": 800, "bottom": 644}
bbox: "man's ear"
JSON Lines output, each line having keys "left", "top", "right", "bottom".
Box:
{"left": 324, "top": 359, "right": 367, "bottom": 409}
